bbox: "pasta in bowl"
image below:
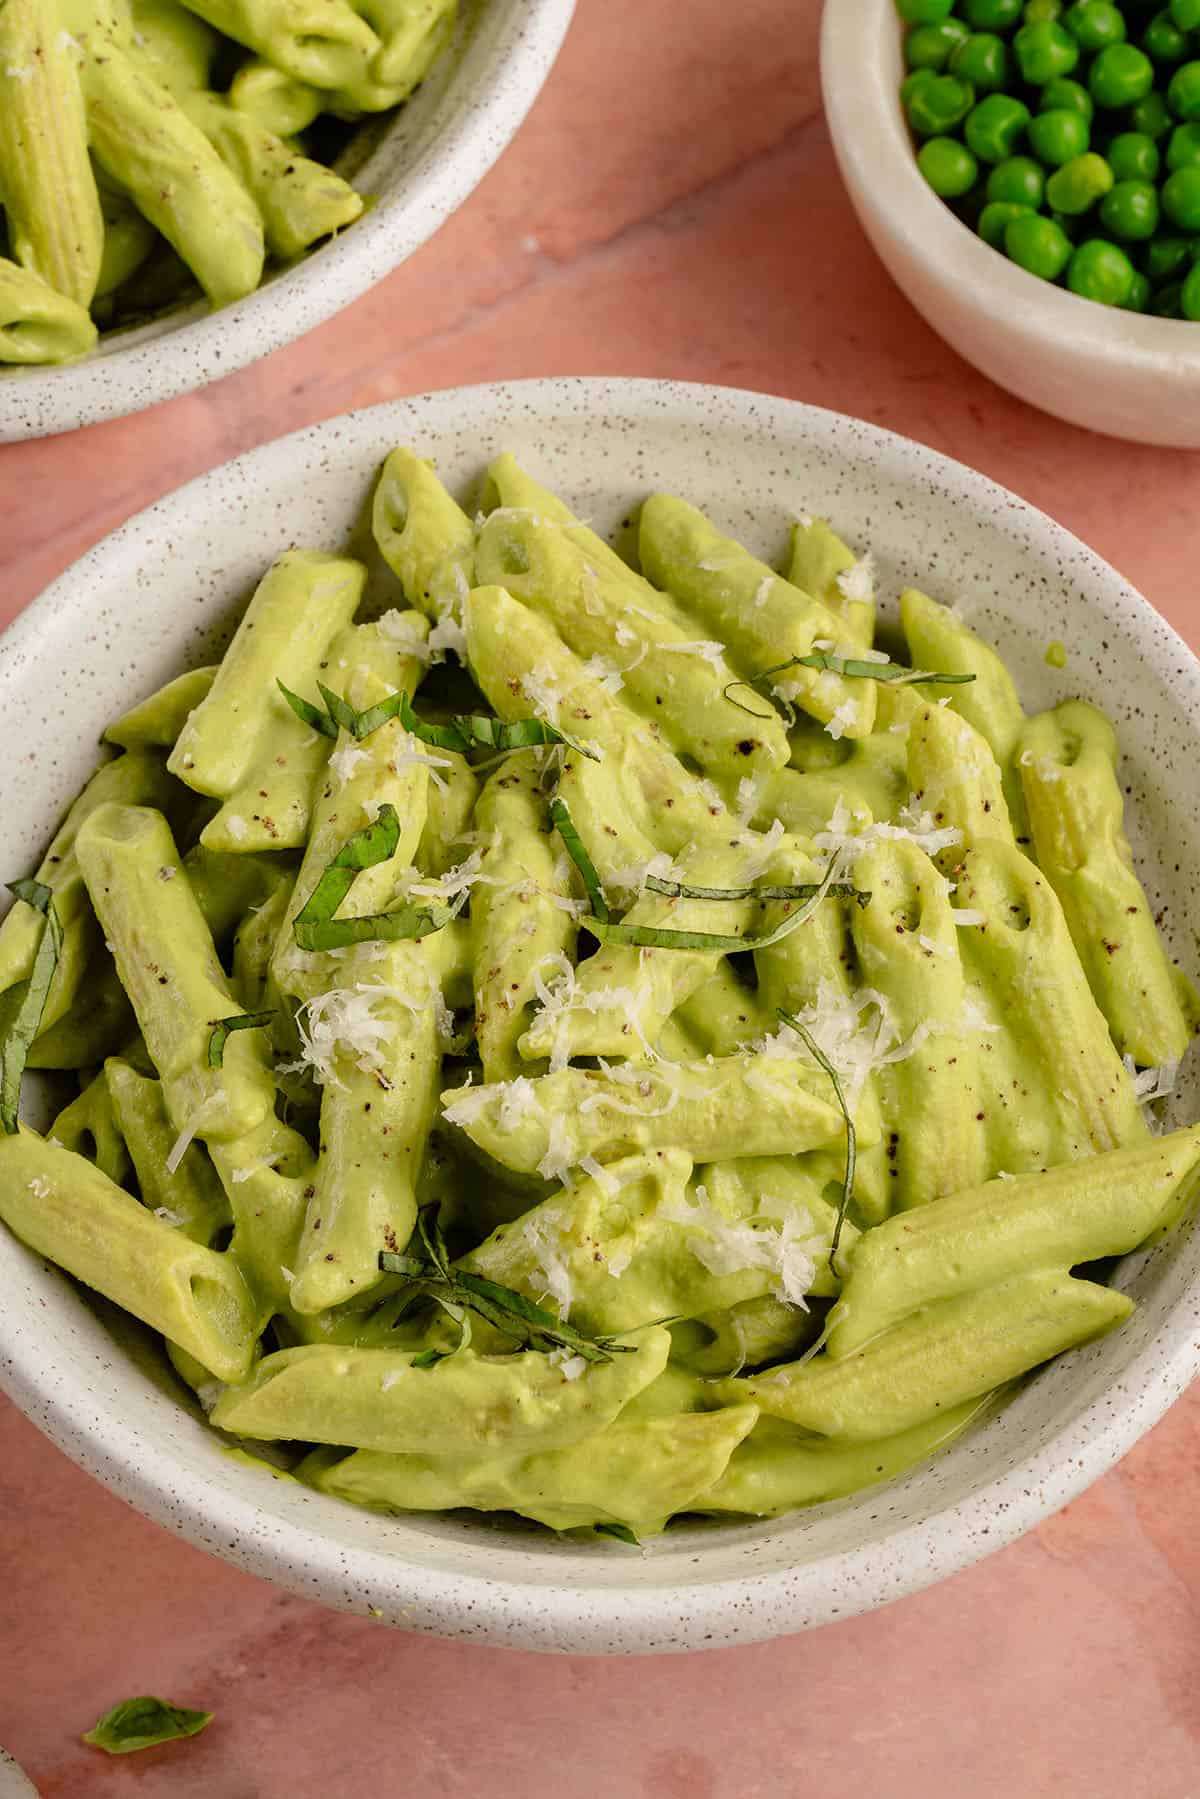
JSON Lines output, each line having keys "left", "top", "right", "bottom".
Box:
{"left": 2, "top": 378, "right": 1199, "bottom": 1651}
{"left": 0, "top": 0, "right": 574, "bottom": 439}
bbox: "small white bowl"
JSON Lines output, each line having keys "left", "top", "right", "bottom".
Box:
{"left": 822, "top": 0, "right": 1200, "bottom": 446}
{"left": 2, "top": 378, "right": 1199, "bottom": 1653}
{"left": 0, "top": 0, "right": 574, "bottom": 442}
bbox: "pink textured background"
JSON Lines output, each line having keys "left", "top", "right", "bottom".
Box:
{"left": 3, "top": 3, "right": 1200, "bottom": 1792}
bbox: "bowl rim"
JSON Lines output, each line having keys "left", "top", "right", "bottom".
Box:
{"left": 0, "top": 0, "right": 576, "bottom": 443}
{"left": 821, "top": 0, "right": 1200, "bottom": 369}
{"left": 3, "top": 376, "right": 1200, "bottom": 1654}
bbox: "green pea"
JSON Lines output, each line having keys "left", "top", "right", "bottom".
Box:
{"left": 1149, "top": 279, "right": 1184, "bottom": 314}
{"left": 906, "top": 19, "right": 972, "bottom": 69}
{"left": 964, "top": 0, "right": 1023, "bottom": 26}
{"left": 1169, "top": 0, "right": 1200, "bottom": 26}
{"left": 902, "top": 67, "right": 939, "bottom": 105}
{"left": 1046, "top": 150, "right": 1116, "bottom": 210}
{"left": 1066, "top": 238, "right": 1136, "bottom": 303}
{"left": 1124, "top": 269, "right": 1152, "bottom": 309}
{"left": 965, "top": 92, "right": 1033, "bottom": 160}
{"left": 1143, "top": 232, "right": 1195, "bottom": 278}
{"left": 1025, "top": 0, "right": 1062, "bottom": 17}
{"left": 918, "top": 136, "right": 982, "bottom": 196}
{"left": 1099, "top": 177, "right": 1160, "bottom": 237}
{"left": 1014, "top": 20, "right": 1081, "bottom": 83}
{"left": 987, "top": 154, "right": 1047, "bottom": 204}
{"left": 950, "top": 32, "right": 1010, "bottom": 91}
{"left": 1040, "top": 76, "right": 1094, "bottom": 118}
{"left": 906, "top": 73, "right": 977, "bottom": 135}
{"left": 897, "top": 0, "right": 956, "bottom": 21}
{"left": 1143, "top": 10, "right": 1189, "bottom": 62}
{"left": 1162, "top": 163, "right": 1200, "bottom": 225}
{"left": 1089, "top": 43, "right": 1155, "bottom": 107}
{"left": 978, "top": 199, "right": 1036, "bottom": 246}
{"left": 1167, "top": 121, "right": 1200, "bottom": 166}
{"left": 1129, "top": 90, "right": 1173, "bottom": 136}
{"left": 1180, "top": 258, "right": 1200, "bottom": 316}
{"left": 1063, "top": 1, "right": 1126, "bottom": 49}
{"left": 1107, "top": 131, "right": 1161, "bottom": 180}
{"left": 1028, "top": 106, "right": 1091, "bottom": 162}
{"left": 1005, "top": 210, "right": 1074, "bottom": 276}
{"left": 1167, "top": 61, "right": 1200, "bottom": 119}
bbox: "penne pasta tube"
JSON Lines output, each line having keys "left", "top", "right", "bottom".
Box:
{"left": 725, "top": 1269, "right": 1131, "bottom": 1441}
{"left": 211, "top": 1325, "right": 672, "bottom": 1454}
{"left": 371, "top": 448, "right": 476, "bottom": 619}
{"left": 828, "top": 1124, "right": 1200, "bottom": 1359}
{"left": 169, "top": 551, "right": 365, "bottom": 850}
{"left": 301, "top": 1403, "right": 757, "bottom": 1533}
{"left": 1017, "top": 700, "right": 1191, "bottom": 1067}
{"left": 785, "top": 516, "right": 875, "bottom": 648}
{"left": 0, "top": 1127, "right": 257, "bottom": 1381}
{"left": 474, "top": 510, "right": 789, "bottom": 781}
{"left": 471, "top": 761, "right": 578, "bottom": 1082}
{"left": 0, "top": 0, "right": 104, "bottom": 306}
{"left": 76, "top": 802, "right": 277, "bottom": 1144}
{"left": 104, "top": 1056, "right": 232, "bottom": 1246}
{"left": 850, "top": 838, "right": 989, "bottom": 1209}
{"left": 637, "top": 494, "right": 877, "bottom": 739}
{"left": 955, "top": 840, "right": 1149, "bottom": 1163}
{"left": 0, "top": 256, "right": 98, "bottom": 364}
{"left": 442, "top": 1052, "right": 878, "bottom": 1179}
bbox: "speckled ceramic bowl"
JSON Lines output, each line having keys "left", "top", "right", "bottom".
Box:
{"left": 0, "top": 1750, "right": 35, "bottom": 1798}
{"left": 822, "top": 0, "right": 1200, "bottom": 447}
{"left": 0, "top": 0, "right": 574, "bottom": 442}
{"left": 2, "top": 378, "right": 1198, "bottom": 1653}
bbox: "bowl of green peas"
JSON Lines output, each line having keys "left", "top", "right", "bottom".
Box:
{"left": 822, "top": 0, "right": 1200, "bottom": 445}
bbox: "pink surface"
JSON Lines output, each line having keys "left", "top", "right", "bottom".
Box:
{"left": 3, "top": 2, "right": 1200, "bottom": 1792}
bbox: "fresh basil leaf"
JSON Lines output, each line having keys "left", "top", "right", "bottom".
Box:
{"left": 276, "top": 679, "right": 337, "bottom": 738}
{"left": 315, "top": 682, "right": 361, "bottom": 737}
{"left": 207, "top": 1010, "right": 274, "bottom": 1068}
{"left": 293, "top": 897, "right": 460, "bottom": 953}
{"left": 549, "top": 796, "right": 609, "bottom": 922}
{"left": 594, "top": 1522, "right": 640, "bottom": 1546}
{"left": 290, "top": 803, "right": 403, "bottom": 947}
{"left": 644, "top": 874, "right": 869, "bottom": 907}
{"left": 411, "top": 1347, "right": 447, "bottom": 1370}
{"left": 581, "top": 854, "right": 849, "bottom": 953}
{"left": 777, "top": 1008, "right": 856, "bottom": 1272}
{"left": 1, "top": 882, "right": 62, "bottom": 1133}
{"left": 82, "top": 1695, "right": 213, "bottom": 1755}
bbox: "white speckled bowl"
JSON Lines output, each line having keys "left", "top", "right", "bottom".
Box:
{"left": 0, "top": 0, "right": 574, "bottom": 442}
{"left": 0, "top": 1750, "right": 35, "bottom": 1798}
{"left": 2, "top": 378, "right": 1199, "bottom": 1653}
{"left": 822, "top": 0, "right": 1200, "bottom": 447}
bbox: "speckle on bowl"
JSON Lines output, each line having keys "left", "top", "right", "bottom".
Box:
{"left": 1, "top": 378, "right": 1198, "bottom": 1653}
{"left": 0, "top": 0, "right": 575, "bottom": 442}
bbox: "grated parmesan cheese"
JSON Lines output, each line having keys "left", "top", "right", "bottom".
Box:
{"left": 836, "top": 554, "right": 876, "bottom": 605}
{"left": 224, "top": 815, "right": 248, "bottom": 842}
{"left": 812, "top": 796, "right": 962, "bottom": 861}
{"left": 427, "top": 613, "right": 467, "bottom": 663}
{"left": 661, "top": 1185, "right": 820, "bottom": 1307}
{"left": 153, "top": 1205, "right": 186, "bottom": 1227}
{"left": 548, "top": 1347, "right": 587, "bottom": 1380}
{"left": 658, "top": 640, "right": 727, "bottom": 668}
{"left": 328, "top": 741, "right": 370, "bottom": 785}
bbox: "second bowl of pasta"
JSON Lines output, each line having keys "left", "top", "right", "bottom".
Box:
{"left": 0, "top": 0, "right": 574, "bottom": 440}
{"left": 1, "top": 376, "right": 1198, "bottom": 1653}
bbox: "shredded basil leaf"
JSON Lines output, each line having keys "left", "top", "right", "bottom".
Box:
{"left": 379, "top": 1204, "right": 633, "bottom": 1365}
{"left": 594, "top": 1522, "right": 640, "bottom": 1545}
{"left": 582, "top": 855, "right": 848, "bottom": 953}
{"left": 644, "top": 874, "right": 870, "bottom": 908}
{"left": 777, "top": 1008, "right": 856, "bottom": 1273}
{"left": 276, "top": 679, "right": 337, "bottom": 738}
{"left": 293, "top": 897, "right": 460, "bottom": 953}
{"left": 549, "top": 796, "right": 609, "bottom": 923}
{"left": 207, "top": 1010, "right": 275, "bottom": 1068}
{"left": 398, "top": 693, "right": 600, "bottom": 762}
{"left": 82, "top": 1696, "right": 213, "bottom": 1755}
{"left": 1, "top": 881, "right": 62, "bottom": 1133}
{"left": 724, "top": 654, "right": 976, "bottom": 718}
